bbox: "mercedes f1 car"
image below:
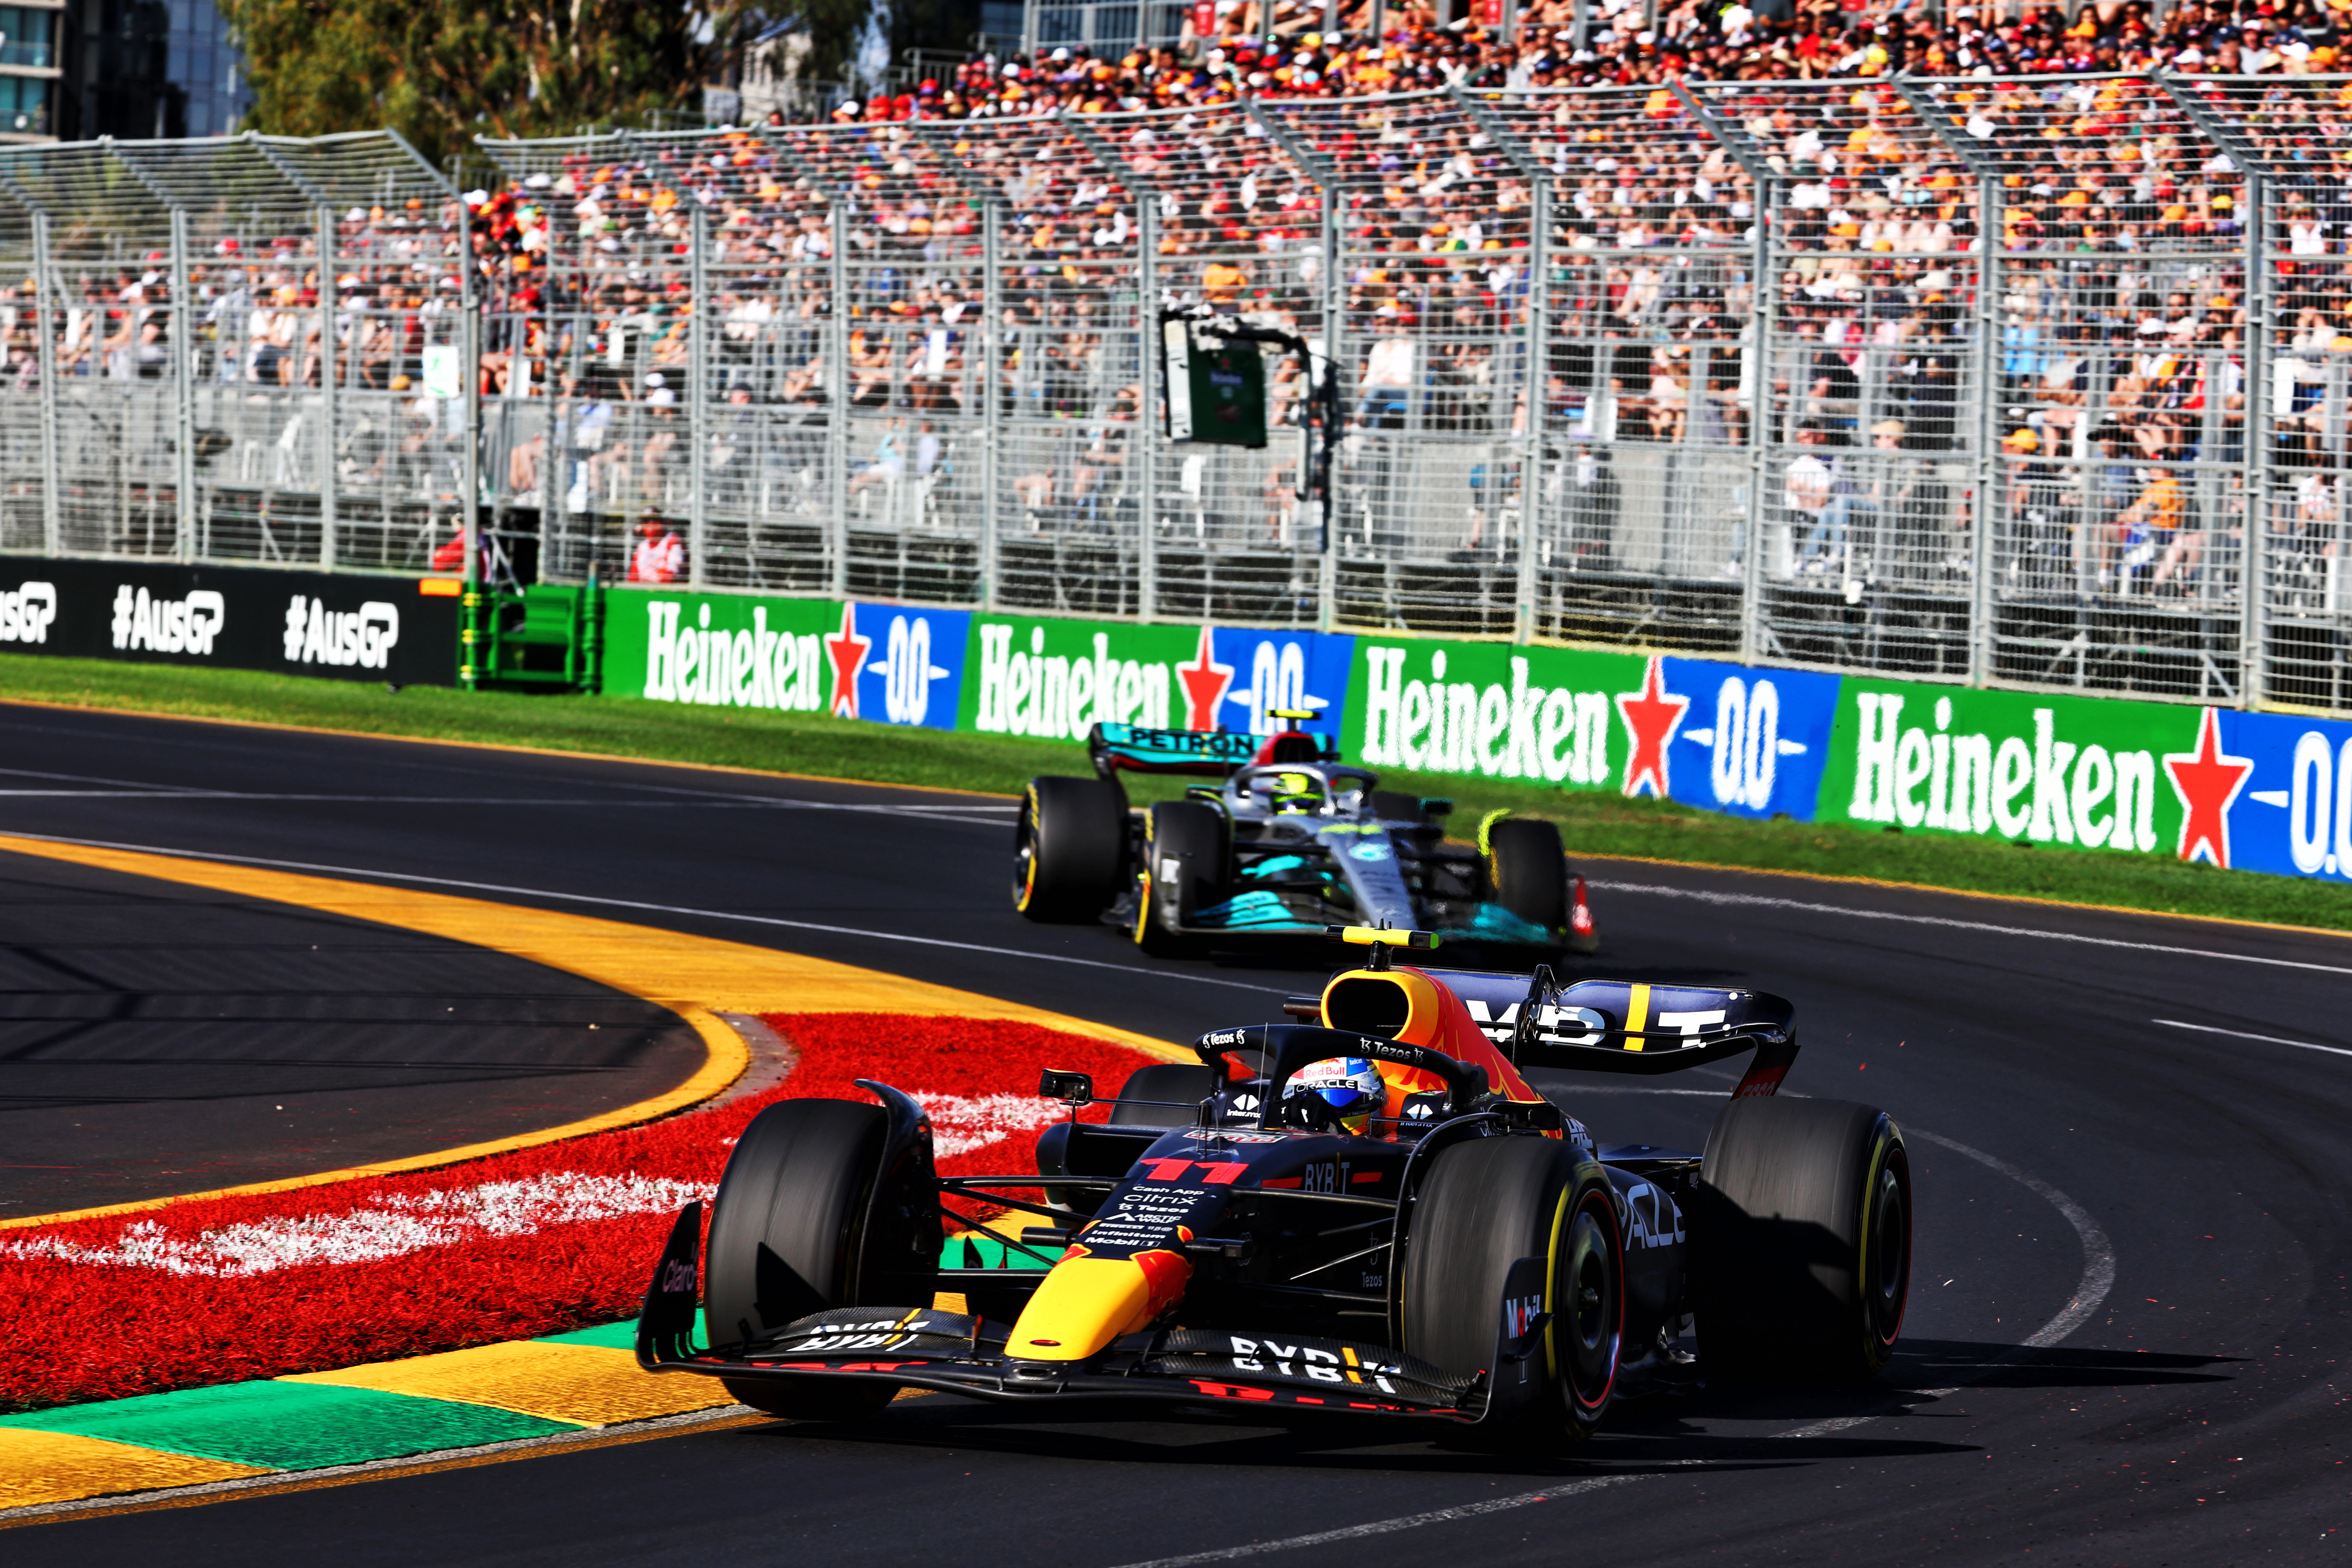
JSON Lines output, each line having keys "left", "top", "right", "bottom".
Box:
{"left": 636, "top": 928, "right": 1914, "bottom": 1444}
{"left": 1011, "top": 720, "right": 1599, "bottom": 959}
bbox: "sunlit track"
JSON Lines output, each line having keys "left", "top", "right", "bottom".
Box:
{"left": 0, "top": 702, "right": 2345, "bottom": 1566}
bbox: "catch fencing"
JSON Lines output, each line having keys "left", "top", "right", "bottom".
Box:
{"left": 4, "top": 78, "right": 2351, "bottom": 715}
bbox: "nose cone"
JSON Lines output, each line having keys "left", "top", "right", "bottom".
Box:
{"left": 1004, "top": 1250, "right": 1193, "bottom": 1361}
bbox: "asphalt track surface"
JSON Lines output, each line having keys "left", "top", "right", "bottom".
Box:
{"left": 2, "top": 701, "right": 2347, "bottom": 1564}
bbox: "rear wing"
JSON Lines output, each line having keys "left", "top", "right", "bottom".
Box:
{"left": 1423, "top": 965, "right": 1799, "bottom": 1099}
{"left": 1087, "top": 721, "right": 1339, "bottom": 779}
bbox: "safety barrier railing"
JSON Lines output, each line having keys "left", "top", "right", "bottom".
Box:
{"left": 5, "top": 82, "right": 2352, "bottom": 717}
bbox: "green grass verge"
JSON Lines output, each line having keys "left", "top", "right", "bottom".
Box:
{"left": 5, "top": 653, "right": 2350, "bottom": 935}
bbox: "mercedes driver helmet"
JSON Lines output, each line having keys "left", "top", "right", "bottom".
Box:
{"left": 1268, "top": 770, "right": 1325, "bottom": 815}
{"left": 1282, "top": 1055, "right": 1385, "bottom": 1134}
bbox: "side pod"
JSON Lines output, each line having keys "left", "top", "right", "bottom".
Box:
{"left": 635, "top": 1201, "right": 705, "bottom": 1370}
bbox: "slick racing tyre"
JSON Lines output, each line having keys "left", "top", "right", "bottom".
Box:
{"left": 1014, "top": 776, "right": 1128, "bottom": 922}
{"left": 1399, "top": 1134, "right": 1623, "bottom": 1446}
{"left": 1108, "top": 1063, "right": 1220, "bottom": 1127}
{"left": 1484, "top": 817, "right": 1570, "bottom": 935}
{"left": 1690, "top": 1096, "right": 1912, "bottom": 1385}
{"left": 704, "top": 1098, "right": 938, "bottom": 1421}
{"left": 1133, "top": 800, "right": 1225, "bottom": 957}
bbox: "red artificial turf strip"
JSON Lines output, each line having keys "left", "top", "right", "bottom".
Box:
{"left": 0, "top": 1014, "right": 1163, "bottom": 1413}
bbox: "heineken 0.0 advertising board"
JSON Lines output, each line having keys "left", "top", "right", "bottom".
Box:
{"left": 1817, "top": 680, "right": 2190, "bottom": 857}
{"left": 579, "top": 583, "right": 2352, "bottom": 890}
{"left": 958, "top": 618, "right": 1350, "bottom": 744}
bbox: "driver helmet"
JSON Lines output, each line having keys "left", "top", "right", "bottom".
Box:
{"left": 1283, "top": 1056, "right": 1386, "bottom": 1134}
{"left": 1268, "top": 770, "right": 1324, "bottom": 815}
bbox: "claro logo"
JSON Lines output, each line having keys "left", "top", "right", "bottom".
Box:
{"left": 0, "top": 581, "right": 57, "bottom": 644}
{"left": 283, "top": 595, "right": 399, "bottom": 670}
{"left": 111, "top": 585, "right": 223, "bottom": 656}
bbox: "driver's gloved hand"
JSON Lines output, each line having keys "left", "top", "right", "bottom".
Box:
{"left": 1280, "top": 1094, "right": 1337, "bottom": 1132}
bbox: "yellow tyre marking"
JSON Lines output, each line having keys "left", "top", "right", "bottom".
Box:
{"left": 0, "top": 832, "right": 1185, "bottom": 1232}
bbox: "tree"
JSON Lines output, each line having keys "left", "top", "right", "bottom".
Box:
{"left": 222, "top": 0, "right": 749, "bottom": 165}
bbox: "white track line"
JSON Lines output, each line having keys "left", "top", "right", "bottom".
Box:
{"left": 0, "top": 789, "right": 1011, "bottom": 822}
{"left": 0, "top": 830, "right": 1286, "bottom": 996}
{"left": 2152, "top": 1018, "right": 2352, "bottom": 1060}
{"left": 1589, "top": 880, "right": 2352, "bottom": 978}
{"left": 1104, "top": 1125, "right": 2116, "bottom": 1568}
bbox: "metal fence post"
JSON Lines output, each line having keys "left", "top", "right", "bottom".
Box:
{"left": 169, "top": 206, "right": 196, "bottom": 563}
{"left": 31, "top": 211, "right": 59, "bottom": 557}
{"left": 981, "top": 200, "right": 1002, "bottom": 613}
{"left": 1969, "top": 174, "right": 2001, "bottom": 687}
{"left": 1317, "top": 184, "right": 1339, "bottom": 633}
{"left": 2241, "top": 171, "right": 2270, "bottom": 708}
{"left": 1136, "top": 196, "right": 1157, "bottom": 624}
{"left": 1740, "top": 186, "right": 1774, "bottom": 666}
{"left": 1515, "top": 177, "right": 1547, "bottom": 645}
{"left": 828, "top": 201, "right": 849, "bottom": 598}
{"left": 316, "top": 205, "right": 338, "bottom": 569}
{"left": 688, "top": 203, "right": 710, "bottom": 588}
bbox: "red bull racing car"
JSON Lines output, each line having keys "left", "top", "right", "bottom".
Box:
{"left": 1011, "top": 719, "right": 1598, "bottom": 959}
{"left": 635, "top": 929, "right": 1914, "bottom": 1444}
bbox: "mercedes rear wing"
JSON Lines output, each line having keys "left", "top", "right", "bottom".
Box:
{"left": 1087, "top": 721, "right": 1339, "bottom": 780}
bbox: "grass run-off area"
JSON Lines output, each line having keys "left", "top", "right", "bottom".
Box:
{"left": 5, "top": 652, "right": 2350, "bottom": 936}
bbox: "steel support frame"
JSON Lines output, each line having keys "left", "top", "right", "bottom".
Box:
{"left": 2161, "top": 75, "right": 2274, "bottom": 708}
{"left": 317, "top": 205, "right": 339, "bottom": 570}
{"left": 1137, "top": 198, "right": 1159, "bottom": 624}
{"left": 29, "top": 209, "right": 60, "bottom": 557}
{"left": 169, "top": 207, "right": 196, "bottom": 563}
{"left": 1969, "top": 172, "right": 2001, "bottom": 687}
{"left": 827, "top": 201, "right": 850, "bottom": 598}
{"left": 1893, "top": 80, "right": 2005, "bottom": 687}
{"left": 689, "top": 203, "right": 710, "bottom": 588}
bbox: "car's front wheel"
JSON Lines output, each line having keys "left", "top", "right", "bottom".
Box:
{"left": 1399, "top": 1134, "right": 1622, "bottom": 1445}
{"left": 704, "top": 1098, "right": 938, "bottom": 1420}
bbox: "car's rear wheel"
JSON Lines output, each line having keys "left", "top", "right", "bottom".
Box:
{"left": 1484, "top": 817, "right": 1569, "bottom": 935}
{"left": 1108, "top": 1063, "right": 1220, "bottom": 1127}
{"left": 1014, "top": 776, "right": 1128, "bottom": 922}
{"left": 1690, "top": 1096, "right": 1911, "bottom": 1385}
{"left": 1399, "top": 1134, "right": 1621, "bottom": 1445}
{"left": 1133, "top": 801, "right": 1225, "bottom": 957}
{"left": 704, "top": 1098, "right": 938, "bottom": 1420}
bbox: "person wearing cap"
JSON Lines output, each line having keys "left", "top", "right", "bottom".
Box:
{"left": 628, "top": 513, "right": 684, "bottom": 584}
{"left": 2002, "top": 426, "right": 2074, "bottom": 591}
{"left": 1786, "top": 421, "right": 1858, "bottom": 577}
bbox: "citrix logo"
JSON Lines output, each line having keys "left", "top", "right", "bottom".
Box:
{"left": 111, "top": 584, "right": 223, "bottom": 656}
{"left": 283, "top": 594, "right": 400, "bottom": 670}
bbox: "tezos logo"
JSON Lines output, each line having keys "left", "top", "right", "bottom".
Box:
{"left": 111, "top": 584, "right": 223, "bottom": 656}
{"left": 283, "top": 595, "right": 399, "bottom": 670}
{"left": 0, "top": 581, "right": 57, "bottom": 645}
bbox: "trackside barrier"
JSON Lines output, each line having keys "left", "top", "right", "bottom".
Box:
{"left": 598, "top": 584, "right": 2352, "bottom": 888}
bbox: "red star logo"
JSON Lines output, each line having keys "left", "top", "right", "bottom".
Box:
{"left": 824, "top": 603, "right": 870, "bottom": 720}
{"left": 2162, "top": 708, "right": 2253, "bottom": 868}
{"left": 1174, "top": 624, "right": 1233, "bottom": 731}
{"left": 1613, "top": 656, "right": 1689, "bottom": 799}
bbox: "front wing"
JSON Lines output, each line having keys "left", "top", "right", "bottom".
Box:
{"left": 636, "top": 1205, "right": 1546, "bottom": 1426}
